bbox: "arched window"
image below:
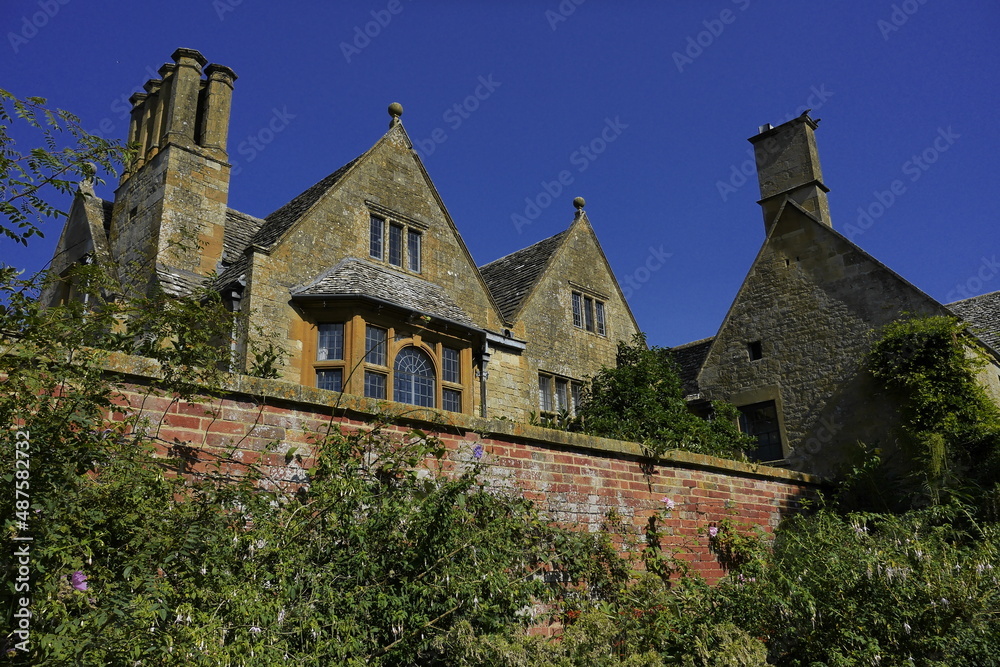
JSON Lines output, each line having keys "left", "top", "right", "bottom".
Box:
{"left": 394, "top": 347, "right": 435, "bottom": 407}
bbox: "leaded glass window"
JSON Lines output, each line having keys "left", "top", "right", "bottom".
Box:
{"left": 394, "top": 347, "right": 435, "bottom": 407}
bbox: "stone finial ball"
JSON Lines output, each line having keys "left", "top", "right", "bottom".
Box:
{"left": 573, "top": 196, "right": 586, "bottom": 209}
{"left": 388, "top": 102, "right": 403, "bottom": 118}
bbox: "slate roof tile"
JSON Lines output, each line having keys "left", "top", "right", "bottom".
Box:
{"left": 292, "top": 258, "right": 478, "bottom": 329}
{"left": 479, "top": 230, "right": 568, "bottom": 322}
{"left": 251, "top": 157, "right": 361, "bottom": 249}
{"left": 669, "top": 337, "right": 714, "bottom": 397}
{"left": 947, "top": 289, "right": 1000, "bottom": 352}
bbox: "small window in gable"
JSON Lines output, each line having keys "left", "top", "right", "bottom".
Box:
{"left": 748, "top": 341, "right": 763, "bottom": 361}
{"left": 407, "top": 230, "right": 421, "bottom": 273}
{"left": 388, "top": 223, "right": 404, "bottom": 267}
{"left": 369, "top": 215, "right": 384, "bottom": 259}
{"left": 572, "top": 293, "right": 583, "bottom": 327}
{"left": 571, "top": 291, "right": 607, "bottom": 336}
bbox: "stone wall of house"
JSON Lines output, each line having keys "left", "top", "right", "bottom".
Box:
{"left": 514, "top": 214, "right": 639, "bottom": 413}
{"left": 105, "top": 353, "right": 823, "bottom": 584}
{"left": 696, "top": 206, "right": 986, "bottom": 476}
{"left": 242, "top": 123, "right": 501, "bottom": 384}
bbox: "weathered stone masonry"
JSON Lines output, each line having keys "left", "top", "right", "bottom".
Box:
{"left": 105, "top": 353, "right": 823, "bottom": 583}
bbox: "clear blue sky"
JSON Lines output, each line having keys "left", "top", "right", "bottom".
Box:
{"left": 2, "top": 1, "right": 997, "bottom": 347}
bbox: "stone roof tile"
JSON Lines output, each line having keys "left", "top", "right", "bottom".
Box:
{"left": 223, "top": 208, "right": 265, "bottom": 265}
{"left": 292, "top": 258, "right": 478, "bottom": 329}
{"left": 947, "top": 289, "right": 1000, "bottom": 352}
{"left": 478, "top": 230, "right": 568, "bottom": 322}
{"left": 669, "top": 337, "right": 715, "bottom": 397}
{"left": 251, "top": 157, "right": 361, "bottom": 249}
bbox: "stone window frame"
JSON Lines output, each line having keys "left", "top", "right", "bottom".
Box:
{"left": 366, "top": 202, "right": 428, "bottom": 275}
{"left": 570, "top": 286, "right": 608, "bottom": 337}
{"left": 538, "top": 371, "right": 584, "bottom": 416}
{"left": 731, "top": 386, "right": 788, "bottom": 463}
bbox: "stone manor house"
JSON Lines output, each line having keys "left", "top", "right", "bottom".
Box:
{"left": 46, "top": 49, "right": 1000, "bottom": 476}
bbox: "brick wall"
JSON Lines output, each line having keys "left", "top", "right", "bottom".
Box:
{"left": 105, "top": 352, "right": 824, "bottom": 583}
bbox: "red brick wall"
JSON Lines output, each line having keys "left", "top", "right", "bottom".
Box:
{"left": 108, "top": 359, "right": 824, "bottom": 584}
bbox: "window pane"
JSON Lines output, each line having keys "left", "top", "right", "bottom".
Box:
{"left": 389, "top": 223, "right": 403, "bottom": 267}
{"left": 571, "top": 382, "right": 582, "bottom": 415}
{"left": 555, "top": 379, "right": 568, "bottom": 412}
{"left": 365, "top": 325, "right": 387, "bottom": 365}
{"left": 407, "top": 229, "right": 421, "bottom": 272}
{"left": 595, "top": 301, "right": 606, "bottom": 336}
{"left": 317, "top": 368, "right": 343, "bottom": 392}
{"left": 394, "top": 347, "right": 435, "bottom": 408}
{"left": 572, "top": 292, "right": 582, "bottom": 328}
{"left": 442, "top": 347, "right": 460, "bottom": 384}
{"left": 369, "top": 216, "right": 384, "bottom": 259}
{"left": 584, "top": 296, "right": 595, "bottom": 332}
{"left": 538, "top": 374, "right": 553, "bottom": 412}
{"left": 317, "top": 322, "right": 344, "bottom": 360}
{"left": 364, "top": 371, "right": 386, "bottom": 399}
{"left": 443, "top": 388, "right": 461, "bottom": 412}
{"left": 738, "top": 401, "right": 783, "bottom": 461}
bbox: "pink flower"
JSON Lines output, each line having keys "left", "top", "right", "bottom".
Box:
{"left": 70, "top": 571, "right": 88, "bottom": 591}
{"left": 708, "top": 526, "right": 719, "bottom": 538}
{"left": 661, "top": 496, "right": 675, "bottom": 510}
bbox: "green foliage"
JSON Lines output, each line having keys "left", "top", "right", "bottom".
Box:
{"left": 715, "top": 505, "right": 1000, "bottom": 666}
{"left": 5, "top": 93, "right": 1000, "bottom": 666}
{"left": 867, "top": 315, "right": 1000, "bottom": 511}
{"left": 0, "top": 89, "right": 128, "bottom": 245}
{"left": 578, "top": 333, "right": 752, "bottom": 459}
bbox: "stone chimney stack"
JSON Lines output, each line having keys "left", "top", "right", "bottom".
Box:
{"left": 198, "top": 64, "right": 238, "bottom": 157}
{"left": 748, "top": 111, "right": 831, "bottom": 231}
{"left": 112, "top": 49, "right": 238, "bottom": 296}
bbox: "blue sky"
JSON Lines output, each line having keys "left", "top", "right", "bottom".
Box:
{"left": 2, "top": 1, "right": 998, "bottom": 347}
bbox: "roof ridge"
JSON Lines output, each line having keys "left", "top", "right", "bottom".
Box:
{"left": 479, "top": 228, "right": 571, "bottom": 323}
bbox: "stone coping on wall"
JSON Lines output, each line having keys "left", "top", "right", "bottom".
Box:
{"left": 100, "top": 350, "right": 826, "bottom": 488}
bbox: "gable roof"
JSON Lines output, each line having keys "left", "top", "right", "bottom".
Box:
{"left": 479, "top": 230, "right": 569, "bottom": 322}
{"left": 695, "top": 198, "right": 953, "bottom": 389}
{"left": 291, "top": 257, "right": 478, "bottom": 329}
{"left": 669, "top": 336, "right": 715, "bottom": 396}
{"left": 223, "top": 209, "right": 265, "bottom": 265}
{"left": 947, "top": 289, "right": 1000, "bottom": 352}
{"left": 250, "top": 156, "right": 362, "bottom": 250}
